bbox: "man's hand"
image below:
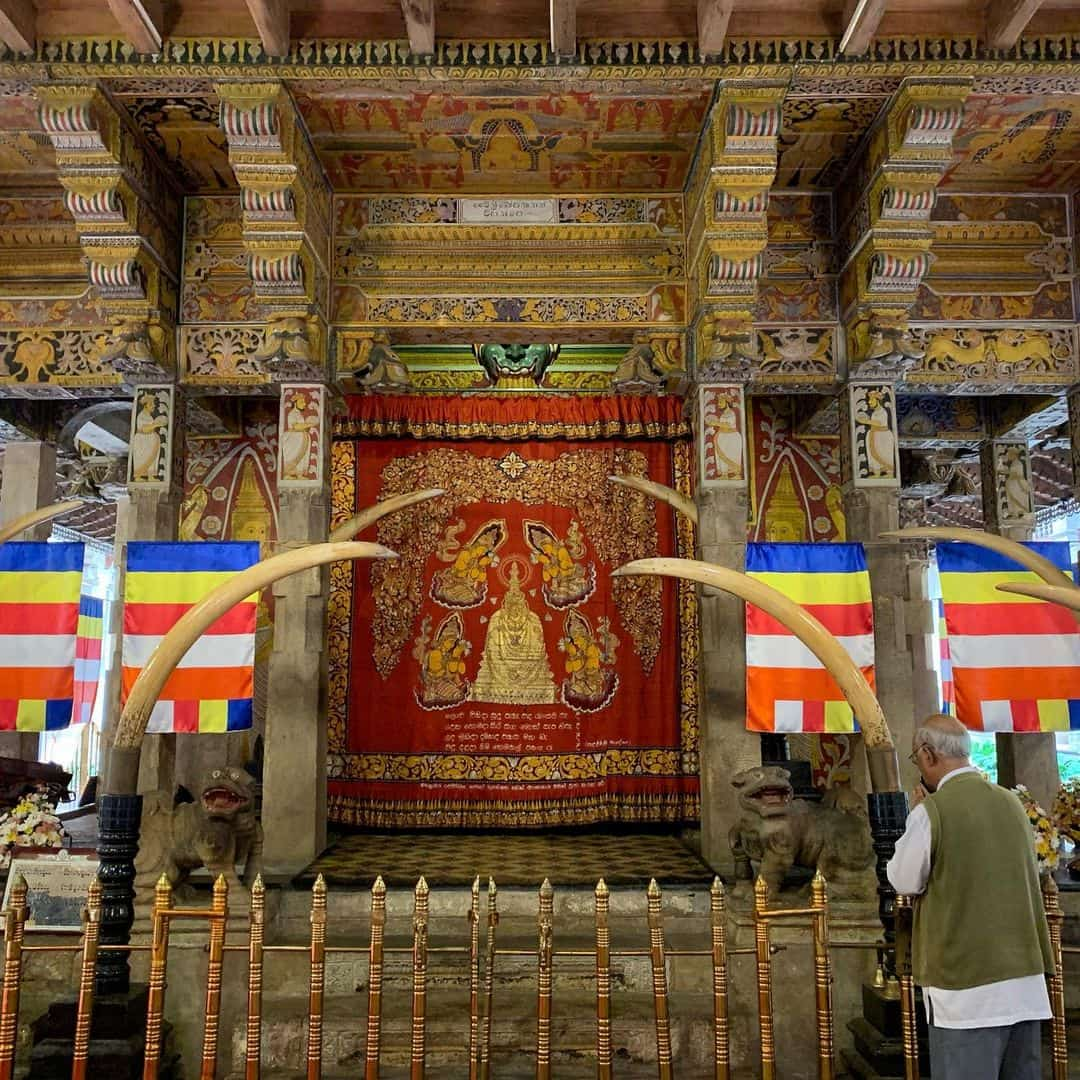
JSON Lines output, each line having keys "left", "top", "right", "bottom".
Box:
{"left": 910, "top": 783, "right": 928, "bottom": 809}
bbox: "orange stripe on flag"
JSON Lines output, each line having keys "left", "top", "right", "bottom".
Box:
{"left": 950, "top": 667, "right": 1080, "bottom": 702}
{"left": 747, "top": 666, "right": 876, "bottom": 707}
{"left": 122, "top": 666, "right": 254, "bottom": 702}
{"left": 0, "top": 668, "right": 74, "bottom": 699}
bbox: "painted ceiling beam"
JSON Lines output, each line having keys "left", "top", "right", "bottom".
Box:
{"left": 697, "top": 0, "right": 734, "bottom": 58}
{"left": 550, "top": 0, "right": 576, "bottom": 60}
{"left": 244, "top": 0, "right": 291, "bottom": 57}
{"left": 839, "top": 0, "right": 888, "bottom": 57}
{"left": 985, "top": 0, "right": 1043, "bottom": 50}
{"left": 105, "top": 0, "right": 163, "bottom": 54}
{"left": 400, "top": 0, "right": 435, "bottom": 55}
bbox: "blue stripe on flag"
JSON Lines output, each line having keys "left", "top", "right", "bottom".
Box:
{"left": 226, "top": 698, "right": 253, "bottom": 732}
{"left": 44, "top": 699, "right": 72, "bottom": 731}
{"left": 127, "top": 541, "right": 261, "bottom": 574}
{"left": 746, "top": 542, "right": 869, "bottom": 575}
{"left": 0, "top": 542, "right": 84, "bottom": 573}
{"left": 936, "top": 540, "right": 1074, "bottom": 576}
{"left": 78, "top": 595, "right": 104, "bottom": 619}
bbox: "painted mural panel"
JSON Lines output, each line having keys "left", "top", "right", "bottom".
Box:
{"left": 278, "top": 384, "right": 325, "bottom": 489}
{"left": 699, "top": 385, "right": 746, "bottom": 487}
{"left": 128, "top": 386, "right": 173, "bottom": 487}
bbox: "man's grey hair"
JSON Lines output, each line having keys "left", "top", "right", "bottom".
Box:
{"left": 914, "top": 722, "right": 971, "bottom": 760}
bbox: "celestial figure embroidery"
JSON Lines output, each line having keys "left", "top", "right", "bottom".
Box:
{"left": 413, "top": 612, "right": 471, "bottom": 710}
{"left": 470, "top": 563, "right": 556, "bottom": 705}
{"left": 558, "top": 610, "right": 619, "bottom": 713}
{"left": 524, "top": 520, "right": 595, "bottom": 609}
{"left": 431, "top": 519, "right": 507, "bottom": 609}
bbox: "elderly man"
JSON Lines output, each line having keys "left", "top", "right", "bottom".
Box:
{"left": 887, "top": 713, "right": 1053, "bottom": 1079}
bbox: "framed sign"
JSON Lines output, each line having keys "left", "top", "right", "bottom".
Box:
{"left": 2, "top": 850, "right": 98, "bottom": 932}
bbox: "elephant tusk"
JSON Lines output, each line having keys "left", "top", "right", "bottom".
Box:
{"left": 608, "top": 475, "right": 698, "bottom": 526}
{"left": 0, "top": 500, "right": 85, "bottom": 544}
{"left": 116, "top": 541, "right": 398, "bottom": 752}
{"left": 613, "top": 557, "right": 900, "bottom": 792}
{"left": 329, "top": 488, "right": 445, "bottom": 543}
{"left": 996, "top": 581, "right": 1080, "bottom": 611}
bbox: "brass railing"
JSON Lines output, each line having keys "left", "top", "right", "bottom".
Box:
{"left": 0, "top": 870, "right": 1071, "bottom": 1079}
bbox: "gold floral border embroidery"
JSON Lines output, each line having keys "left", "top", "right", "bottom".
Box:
{"left": 333, "top": 416, "right": 690, "bottom": 440}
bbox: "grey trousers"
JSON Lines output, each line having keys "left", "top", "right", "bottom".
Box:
{"left": 927, "top": 1019, "right": 1042, "bottom": 1079}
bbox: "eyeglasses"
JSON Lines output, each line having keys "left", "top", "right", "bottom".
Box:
{"left": 908, "top": 745, "right": 929, "bottom": 766}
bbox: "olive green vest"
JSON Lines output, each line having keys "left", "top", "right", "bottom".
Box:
{"left": 912, "top": 771, "right": 1053, "bottom": 990}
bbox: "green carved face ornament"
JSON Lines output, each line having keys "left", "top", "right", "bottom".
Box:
{"left": 475, "top": 343, "right": 558, "bottom": 385}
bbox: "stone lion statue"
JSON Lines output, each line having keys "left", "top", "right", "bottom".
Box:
{"left": 135, "top": 767, "right": 262, "bottom": 904}
{"left": 729, "top": 765, "right": 875, "bottom": 897}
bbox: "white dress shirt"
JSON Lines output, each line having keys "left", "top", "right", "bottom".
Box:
{"left": 886, "top": 765, "right": 1051, "bottom": 1030}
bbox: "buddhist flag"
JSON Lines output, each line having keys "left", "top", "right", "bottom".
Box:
{"left": 72, "top": 594, "right": 104, "bottom": 725}
{"left": 937, "top": 541, "right": 1080, "bottom": 732}
{"left": 122, "top": 542, "right": 260, "bottom": 734}
{"left": 745, "top": 543, "right": 875, "bottom": 733}
{"left": 937, "top": 598, "right": 955, "bottom": 715}
{"left": 0, "top": 542, "right": 84, "bottom": 731}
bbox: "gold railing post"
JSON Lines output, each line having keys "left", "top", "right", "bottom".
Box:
{"left": 753, "top": 877, "right": 775, "bottom": 1080}
{"left": 0, "top": 874, "right": 27, "bottom": 1080}
{"left": 710, "top": 877, "right": 729, "bottom": 1080}
{"left": 71, "top": 879, "right": 102, "bottom": 1080}
{"left": 895, "top": 894, "right": 919, "bottom": 1080}
{"left": 469, "top": 876, "right": 480, "bottom": 1080}
{"left": 245, "top": 875, "right": 265, "bottom": 1080}
{"left": 143, "top": 874, "right": 173, "bottom": 1080}
{"left": 478, "top": 879, "right": 498, "bottom": 1080}
{"left": 1042, "top": 875, "right": 1068, "bottom": 1080}
{"left": 365, "top": 876, "right": 387, "bottom": 1080}
{"left": 307, "top": 875, "right": 327, "bottom": 1080}
{"left": 595, "top": 879, "right": 612, "bottom": 1080}
{"left": 410, "top": 876, "right": 430, "bottom": 1080}
{"left": 810, "top": 872, "right": 835, "bottom": 1080}
{"left": 535, "top": 878, "right": 554, "bottom": 1080}
{"left": 646, "top": 879, "right": 673, "bottom": 1080}
{"left": 201, "top": 875, "right": 229, "bottom": 1080}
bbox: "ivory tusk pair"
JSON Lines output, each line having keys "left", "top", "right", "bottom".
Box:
{"left": 329, "top": 488, "right": 444, "bottom": 543}
{"left": 608, "top": 475, "right": 698, "bottom": 526}
{"left": 0, "top": 499, "right": 84, "bottom": 545}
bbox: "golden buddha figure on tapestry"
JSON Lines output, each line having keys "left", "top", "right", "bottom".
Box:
{"left": 524, "top": 520, "right": 595, "bottom": 609}
{"left": 413, "top": 612, "right": 471, "bottom": 709}
{"left": 470, "top": 564, "right": 556, "bottom": 705}
{"left": 559, "top": 610, "right": 619, "bottom": 712}
{"left": 431, "top": 519, "right": 507, "bottom": 609}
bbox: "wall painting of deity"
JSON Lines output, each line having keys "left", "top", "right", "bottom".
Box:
{"left": 699, "top": 384, "right": 747, "bottom": 488}
{"left": 128, "top": 385, "right": 174, "bottom": 488}
{"left": 277, "top": 384, "right": 325, "bottom": 488}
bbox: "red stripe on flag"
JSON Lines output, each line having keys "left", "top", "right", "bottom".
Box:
{"left": 0, "top": 602, "right": 79, "bottom": 634}
{"left": 747, "top": 602, "right": 873, "bottom": 637}
{"left": 803, "top": 700, "right": 825, "bottom": 733}
{"left": 75, "top": 637, "right": 102, "bottom": 661}
{"left": 173, "top": 701, "right": 198, "bottom": 733}
{"left": 0, "top": 701, "right": 16, "bottom": 730}
{"left": 1011, "top": 700, "right": 1041, "bottom": 732}
{"left": 123, "top": 602, "right": 256, "bottom": 636}
{"left": 945, "top": 602, "right": 1080, "bottom": 636}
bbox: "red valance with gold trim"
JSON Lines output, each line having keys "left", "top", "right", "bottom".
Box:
{"left": 328, "top": 394, "right": 699, "bottom": 829}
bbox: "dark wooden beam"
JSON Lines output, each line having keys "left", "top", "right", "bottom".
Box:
{"left": 697, "top": 0, "right": 734, "bottom": 58}
{"left": 985, "top": 0, "right": 1043, "bottom": 50}
{"left": 399, "top": 0, "right": 434, "bottom": 55}
{"left": 0, "top": 0, "right": 35, "bottom": 53}
{"left": 105, "top": 0, "right": 163, "bottom": 54}
{"left": 839, "top": 0, "right": 888, "bottom": 57}
{"left": 550, "top": 0, "right": 576, "bottom": 60}
{"left": 244, "top": 0, "right": 290, "bottom": 57}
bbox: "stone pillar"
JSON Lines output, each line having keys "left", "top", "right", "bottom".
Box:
{"left": 0, "top": 441, "right": 58, "bottom": 760}
{"left": 980, "top": 438, "right": 1060, "bottom": 806}
{"left": 261, "top": 384, "right": 329, "bottom": 877}
{"left": 694, "top": 384, "right": 759, "bottom": 877}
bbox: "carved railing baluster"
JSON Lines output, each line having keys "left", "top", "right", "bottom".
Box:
{"left": 143, "top": 875, "right": 172, "bottom": 1080}
{"left": 810, "top": 872, "right": 834, "bottom": 1080}
{"left": 245, "top": 875, "right": 265, "bottom": 1080}
{"left": 365, "top": 876, "right": 386, "bottom": 1080}
{"left": 71, "top": 879, "right": 102, "bottom": 1080}
{"left": 710, "top": 877, "right": 729, "bottom": 1080}
{"left": 307, "top": 875, "right": 327, "bottom": 1080}
{"left": 201, "top": 875, "right": 229, "bottom": 1080}
{"left": 535, "top": 879, "right": 554, "bottom": 1080}
{"left": 753, "top": 877, "right": 775, "bottom": 1080}
{"left": 0, "top": 875, "right": 27, "bottom": 1080}
{"left": 478, "top": 879, "right": 498, "bottom": 1080}
{"left": 468, "top": 876, "right": 480, "bottom": 1080}
{"left": 595, "top": 879, "right": 612, "bottom": 1080}
{"left": 410, "top": 877, "right": 429, "bottom": 1080}
{"left": 646, "top": 880, "right": 672, "bottom": 1080}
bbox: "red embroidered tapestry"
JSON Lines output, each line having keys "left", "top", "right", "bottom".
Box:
{"left": 328, "top": 394, "right": 699, "bottom": 828}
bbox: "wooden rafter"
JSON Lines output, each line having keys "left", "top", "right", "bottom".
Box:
{"left": 697, "top": 0, "right": 734, "bottom": 58}
{"left": 0, "top": 0, "right": 35, "bottom": 54}
{"left": 399, "top": 0, "right": 435, "bottom": 55}
{"left": 244, "top": 0, "right": 290, "bottom": 57}
{"left": 985, "top": 0, "right": 1043, "bottom": 50}
{"left": 839, "top": 0, "right": 888, "bottom": 57}
{"left": 105, "top": 0, "right": 163, "bottom": 54}
{"left": 550, "top": 0, "right": 576, "bottom": 60}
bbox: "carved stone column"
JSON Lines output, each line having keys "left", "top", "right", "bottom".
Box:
{"left": 262, "top": 383, "right": 330, "bottom": 875}
{"left": 0, "top": 441, "right": 58, "bottom": 759}
{"left": 980, "top": 438, "right": 1061, "bottom": 806}
{"left": 693, "top": 383, "right": 758, "bottom": 876}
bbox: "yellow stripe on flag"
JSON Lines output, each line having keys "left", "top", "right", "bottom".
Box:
{"left": 825, "top": 700, "right": 855, "bottom": 733}
{"left": 1037, "top": 699, "right": 1071, "bottom": 732}
{"left": 748, "top": 571, "right": 871, "bottom": 606}
{"left": 125, "top": 571, "right": 258, "bottom": 606}
{"left": 938, "top": 571, "right": 1055, "bottom": 605}
{"left": 16, "top": 699, "right": 45, "bottom": 732}
{"left": 0, "top": 571, "right": 83, "bottom": 604}
{"left": 198, "top": 699, "right": 228, "bottom": 734}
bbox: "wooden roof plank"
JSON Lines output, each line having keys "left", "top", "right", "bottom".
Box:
{"left": 0, "top": 0, "right": 35, "bottom": 54}
{"left": 985, "top": 0, "right": 1043, "bottom": 50}
{"left": 400, "top": 0, "right": 435, "bottom": 55}
{"left": 839, "top": 0, "right": 888, "bottom": 57}
{"left": 698, "top": 0, "right": 734, "bottom": 58}
{"left": 105, "top": 0, "right": 164, "bottom": 54}
{"left": 550, "top": 0, "right": 576, "bottom": 60}
{"left": 245, "top": 0, "right": 291, "bottom": 57}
